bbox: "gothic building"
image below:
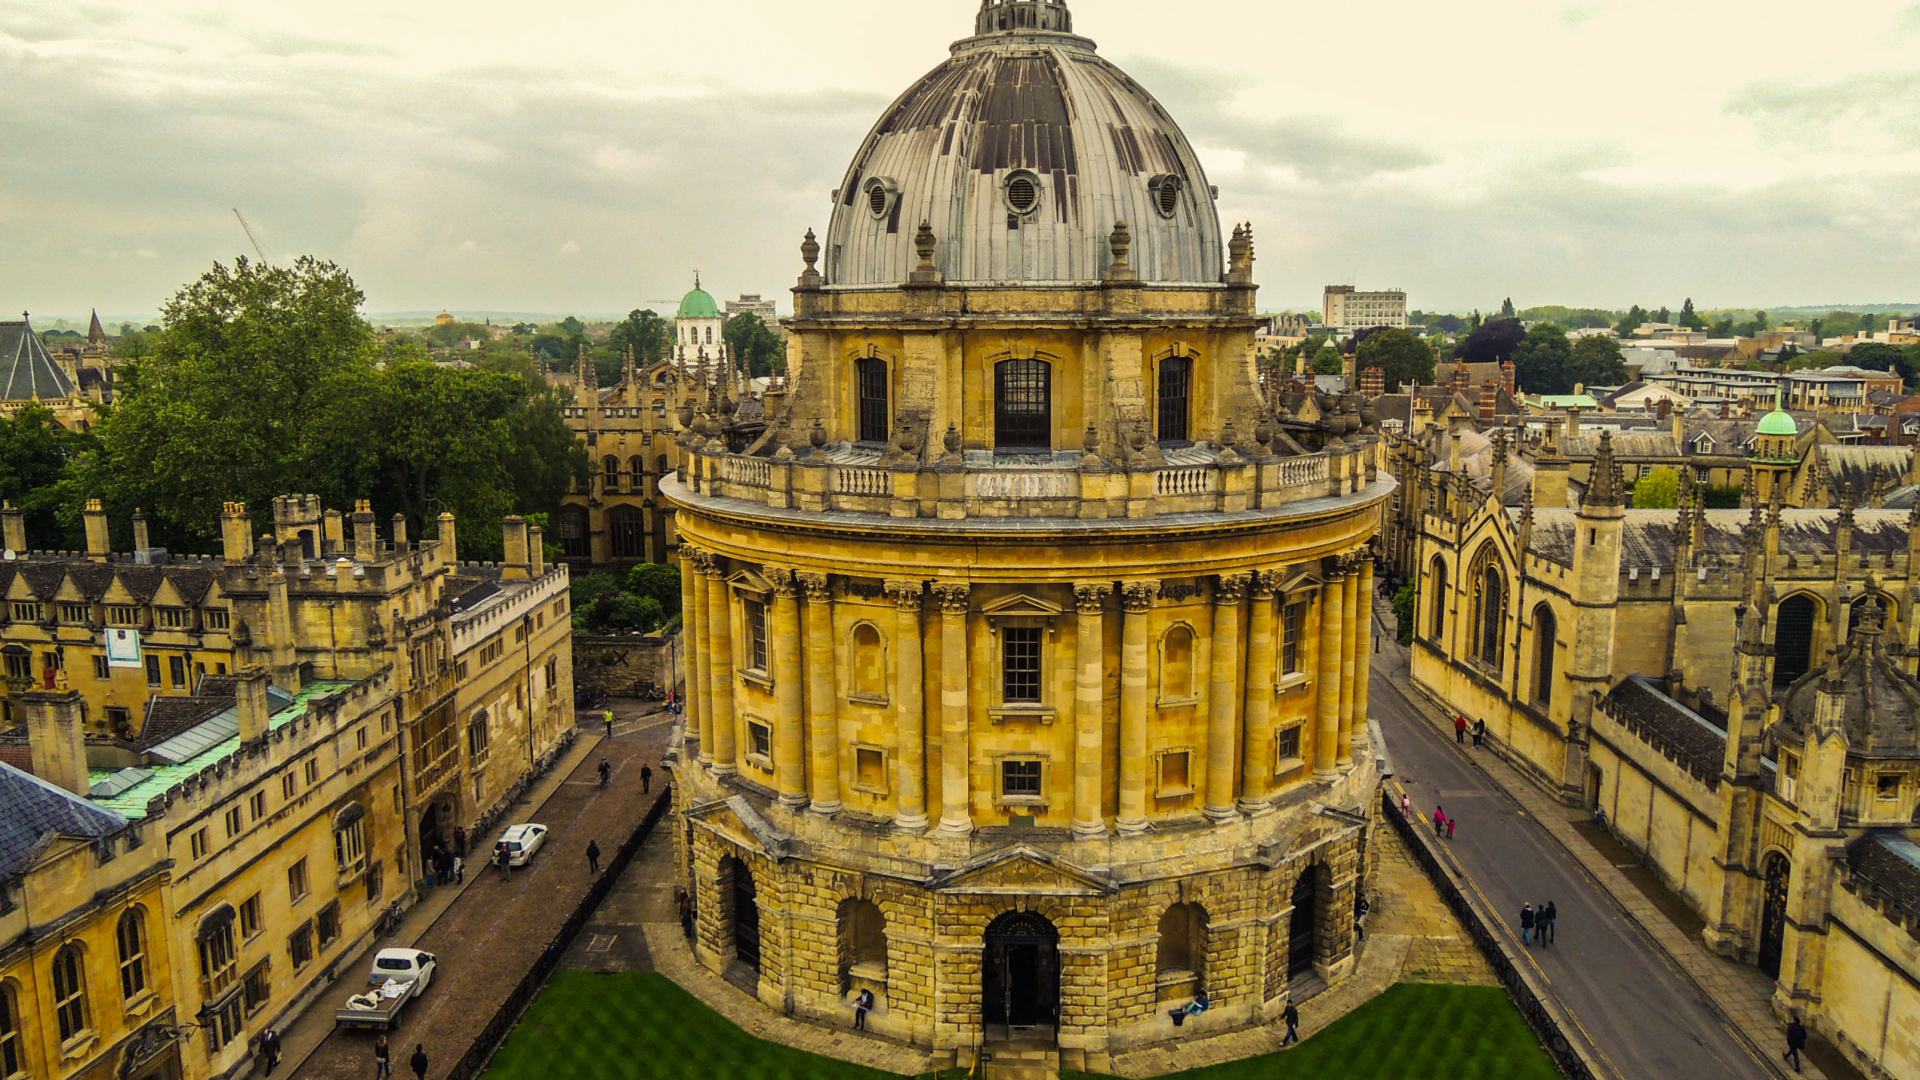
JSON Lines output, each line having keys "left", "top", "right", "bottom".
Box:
{"left": 662, "top": 1, "right": 1390, "bottom": 1070}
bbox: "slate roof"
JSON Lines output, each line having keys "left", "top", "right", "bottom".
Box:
{"left": 1776, "top": 625, "right": 1920, "bottom": 760}
{"left": 1525, "top": 508, "right": 1914, "bottom": 567}
{"left": 1598, "top": 675, "right": 1726, "bottom": 787}
{"left": 1819, "top": 445, "right": 1911, "bottom": 495}
{"left": 1846, "top": 831, "right": 1920, "bottom": 921}
{"left": 0, "top": 760, "right": 128, "bottom": 879}
{"left": 0, "top": 561, "right": 215, "bottom": 603}
{"left": 0, "top": 319, "right": 76, "bottom": 401}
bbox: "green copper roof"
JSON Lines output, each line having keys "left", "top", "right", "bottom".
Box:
{"left": 676, "top": 278, "right": 720, "bottom": 320}
{"left": 1757, "top": 409, "right": 1798, "bottom": 436}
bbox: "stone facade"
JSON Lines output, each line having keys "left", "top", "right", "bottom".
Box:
{"left": 662, "top": 1, "right": 1390, "bottom": 1067}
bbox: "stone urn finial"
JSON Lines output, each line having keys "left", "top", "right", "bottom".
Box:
{"left": 915, "top": 222, "right": 937, "bottom": 270}
{"left": 1105, "top": 221, "right": 1135, "bottom": 281}
{"left": 943, "top": 421, "right": 962, "bottom": 455}
{"left": 897, "top": 415, "right": 920, "bottom": 453}
{"left": 1083, "top": 420, "right": 1101, "bottom": 456}
{"left": 1255, "top": 417, "right": 1274, "bottom": 450}
{"left": 802, "top": 229, "right": 819, "bottom": 271}
{"left": 1128, "top": 423, "right": 1149, "bottom": 455}
{"left": 809, "top": 418, "right": 827, "bottom": 449}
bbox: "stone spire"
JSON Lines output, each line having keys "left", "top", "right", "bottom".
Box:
{"left": 1581, "top": 430, "right": 1625, "bottom": 508}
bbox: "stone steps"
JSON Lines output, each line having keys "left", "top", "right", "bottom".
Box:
{"left": 983, "top": 1040, "right": 1060, "bottom": 1080}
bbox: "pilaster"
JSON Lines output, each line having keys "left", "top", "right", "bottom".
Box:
{"left": 1205, "top": 572, "right": 1250, "bottom": 822}
{"left": 799, "top": 571, "right": 842, "bottom": 814}
{"left": 768, "top": 567, "right": 807, "bottom": 807}
{"left": 1117, "top": 581, "right": 1158, "bottom": 834}
{"left": 932, "top": 581, "right": 973, "bottom": 838}
{"left": 1072, "top": 582, "right": 1112, "bottom": 838}
{"left": 888, "top": 580, "right": 929, "bottom": 832}
{"left": 1239, "top": 570, "right": 1278, "bottom": 813}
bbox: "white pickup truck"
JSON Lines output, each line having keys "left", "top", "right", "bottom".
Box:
{"left": 333, "top": 948, "right": 438, "bottom": 1031}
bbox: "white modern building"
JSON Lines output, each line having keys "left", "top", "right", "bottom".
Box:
{"left": 1322, "top": 285, "right": 1407, "bottom": 330}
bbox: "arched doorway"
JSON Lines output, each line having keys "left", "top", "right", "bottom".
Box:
{"left": 1758, "top": 853, "right": 1790, "bottom": 978}
{"left": 1774, "top": 595, "right": 1817, "bottom": 688}
{"left": 724, "top": 857, "right": 760, "bottom": 971}
{"left": 1287, "top": 869, "right": 1319, "bottom": 977}
{"left": 982, "top": 910, "right": 1059, "bottom": 1034}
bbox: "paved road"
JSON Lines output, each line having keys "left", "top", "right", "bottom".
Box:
{"left": 1370, "top": 648, "right": 1770, "bottom": 1080}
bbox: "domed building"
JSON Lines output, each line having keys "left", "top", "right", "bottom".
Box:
{"left": 676, "top": 275, "right": 725, "bottom": 368}
{"left": 663, "top": 0, "right": 1391, "bottom": 1069}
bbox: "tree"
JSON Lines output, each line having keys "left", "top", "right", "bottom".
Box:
{"left": 1569, "top": 335, "right": 1628, "bottom": 388}
{"left": 0, "top": 404, "right": 94, "bottom": 550}
{"left": 1511, "top": 323, "right": 1575, "bottom": 395}
{"left": 1391, "top": 583, "right": 1417, "bottom": 646}
{"left": 1615, "top": 304, "right": 1649, "bottom": 336}
{"left": 608, "top": 309, "right": 672, "bottom": 366}
{"left": 80, "top": 256, "right": 373, "bottom": 549}
{"left": 1499, "top": 297, "right": 1516, "bottom": 319}
{"left": 1454, "top": 318, "right": 1526, "bottom": 364}
{"left": 1847, "top": 342, "right": 1912, "bottom": 380}
{"left": 723, "top": 313, "right": 785, "bottom": 378}
{"left": 1654, "top": 306, "right": 1671, "bottom": 324}
{"left": 1678, "top": 298, "right": 1704, "bottom": 329}
{"left": 1354, "top": 327, "right": 1435, "bottom": 392}
{"left": 1632, "top": 467, "right": 1682, "bottom": 510}
{"left": 1311, "top": 345, "right": 1344, "bottom": 375}
{"left": 626, "top": 562, "right": 682, "bottom": 614}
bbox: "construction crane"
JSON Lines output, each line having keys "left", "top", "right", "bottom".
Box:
{"left": 231, "top": 209, "right": 267, "bottom": 262}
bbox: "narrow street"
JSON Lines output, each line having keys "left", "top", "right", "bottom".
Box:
{"left": 1369, "top": 626, "right": 1773, "bottom": 1080}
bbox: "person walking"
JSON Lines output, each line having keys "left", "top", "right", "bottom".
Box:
{"left": 1399, "top": 792, "right": 1411, "bottom": 818}
{"left": 1280, "top": 1000, "right": 1300, "bottom": 1046}
{"left": 605, "top": 707, "right": 615, "bottom": 740}
{"left": 1784, "top": 1015, "right": 1807, "bottom": 1073}
{"left": 641, "top": 764, "right": 653, "bottom": 794}
{"left": 1542, "top": 900, "right": 1557, "bottom": 945}
{"left": 260, "top": 1027, "right": 282, "bottom": 1074}
{"left": 853, "top": 987, "right": 874, "bottom": 1030}
{"left": 453, "top": 855, "right": 464, "bottom": 886}
{"left": 1446, "top": 817, "right": 1456, "bottom": 840}
{"left": 677, "top": 888, "right": 694, "bottom": 939}
{"left": 374, "top": 1036, "right": 392, "bottom": 1080}
{"left": 1473, "top": 718, "right": 1486, "bottom": 748}
{"left": 1454, "top": 714, "right": 1467, "bottom": 743}
{"left": 1433, "top": 805, "right": 1446, "bottom": 835}
{"left": 586, "top": 839, "right": 602, "bottom": 875}
{"left": 408, "top": 1044, "right": 428, "bottom": 1080}
{"left": 1520, "top": 902, "right": 1536, "bottom": 946}
{"left": 598, "top": 755, "right": 611, "bottom": 788}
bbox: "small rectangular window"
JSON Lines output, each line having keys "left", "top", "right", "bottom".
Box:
{"left": 169, "top": 654, "right": 188, "bottom": 688}
{"left": 1158, "top": 751, "right": 1191, "bottom": 797}
{"left": 356, "top": 726, "right": 369, "bottom": 750}
{"left": 855, "top": 747, "right": 886, "bottom": 792}
{"left": 1276, "top": 725, "right": 1303, "bottom": 765}
{"left": 204, "top": 608, "right": 230, "bottom": 631}
{"left": 288, "top": 923, "right": 314, "bottom": 969}
{"left": 59, "top": 602, "right": 89, "bottom": 624}
{"left": 748, "top": 721, "right": 771, "bottom": 761}
{"left": 224, "top": 806, "right": 243, "bottom": 838}
{"left": 106, "top": 706, "right": 129, "bottom": 730}
{"left": 93, "top": 654, "right": 110, "bottom": 679}
{"left": 157, "top": 607, "right": 191, "bottom": 629}
{"left": 282, "top": 773, "right": 297, "bottom": 799}
{"left": 189, "top": 828, "right": 208, "bottom": 859}
{"left": 243, "top": 961, "right": 272, "bottom": 1014}
{"left": 145, "top": 654, "right": 161, "bottom": 688}
{"left": 1877, "top": 773, "right": 1902, "bottom": 800}
{"left": 249, "top": 791, "right": 267, "bottom": 821}
{"left": 305, "top": 759, "right": 319, "bottom": 785}
{"left": 240, "top": 894, "right": 261, "bottom": 939}
{"left": 1002, "top": 627, "right": 1042, "bottom": 703}
{"left": 316, "top": 902, "right": 341, "bottom": 949}
{"left": 745, "top": 600, "right": 769, "bottom": 672}
{"left": 1002, "top": 758, "right": 1043, "bottom": 799}
{"left": 1281, "top": 603, "right": 1303, "bottom": 675}
{"left": 288, "top": 858, "right": 309, "bottom": 902}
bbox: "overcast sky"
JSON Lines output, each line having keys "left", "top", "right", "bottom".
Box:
{"left": 4, "top": 0, "right": 1918, "bottom": 322}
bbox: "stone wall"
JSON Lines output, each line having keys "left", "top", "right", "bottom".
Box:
{"left": 573, "top": 631, "right": 678, "bottom": 696}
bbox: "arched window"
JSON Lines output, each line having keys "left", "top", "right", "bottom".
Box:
{"left": 1532, "top": 604, "right": 1556, "bottom": 706}
{"left": 556, "top": 507, "right": 590, "bottom": 560}
{"left": 1155, "top": 902, "right": 1209, "bottom": 985}
{"left": 52, "top": 943, "right": 87, "bottom": 1042}
{"left": 1161, "top": 627, "right": 1194, "bottom": 700}
{"left": 608, "top": 506, "right": 644, "bottom": 559}
{"left": 1775, "top": 594, "right": 1818, "bottom": 688}
{"left": 334, "top": 802, "right": 367, "bottom": 875}
{"left": 994, "top": 358, "right": 1052, "bottom": 452}
{"left": 0, "top": 982, "right": 20, "bottom": 1078}
{"left": 856, "top": 357, "right": 890, "bottom": 444}
{"left": 1157, "top": 355, "right": 1192, "bottom": 443}
{"left": 629, "top": 456, "right": 647, "bottom": 491}
{"left": 1467, "top": 546, "right": 1505, "bottom": 671}
{"left": 1427, "top": 557, "right": 1448, "bottom": 640}
{"left": 117, "top": 909, "right": 147, "bottom": 1001}
{"left": 198, "top": 908, "right": 238, "bottom": 996}
{"left": 602, "top": 456, "right": 622, "bottom": 493}
{"left": 850, "top": 624, "right": 886, "bottom": 699}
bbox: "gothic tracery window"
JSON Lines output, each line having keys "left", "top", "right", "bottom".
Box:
{"left": 1467, "top": 546, "right": 1506, "bottom": 671}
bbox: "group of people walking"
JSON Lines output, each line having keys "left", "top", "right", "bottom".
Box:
{"left": 1453, "top": 714, "right": 1487, "bottom": 747}
{"left": 1518, "top": 901, "right": 1558, "bottom": 946}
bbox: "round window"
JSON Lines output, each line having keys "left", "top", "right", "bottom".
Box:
{"left": 1152, "top": 175, "right": 1182, "bottom": 218}
{"left": 865, "top": 178, "right": 893, "bottom": 220}
{"left": 1005, "top": 171, "right": 1041, "bottom": 216}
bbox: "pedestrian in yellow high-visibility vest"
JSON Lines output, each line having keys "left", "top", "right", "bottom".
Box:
{"left": 604, "top": 708, "right": 614, "bottom": 740}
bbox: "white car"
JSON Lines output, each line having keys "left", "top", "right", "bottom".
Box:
{"left": 335, "top": 949, "right": 436, "bottom": 1030}
{"left": 496, "top": 823, "right": 548, "bottom": 867}
{"left": 369, "top": 947, "right": 437, "bottom": 990}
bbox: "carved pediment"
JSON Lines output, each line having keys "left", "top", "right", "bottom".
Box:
{"left": 980, "top": 593, "right": 1064, "bottom": 619}
{"left": 933, "top": 846, "right": 1114, "bottom": 896}
{"left": 686, "top": 795, "right": 792, "bottom": 860}
{"left": 727, "top": 568, "right": 773, "bottom": 595}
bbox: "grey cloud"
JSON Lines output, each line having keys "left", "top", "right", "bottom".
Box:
{"left": 1725, "top": 70, "right": 1920, "bottom": 148}
{"left": 246, "top": 32, "right": 395, "bottom": 59}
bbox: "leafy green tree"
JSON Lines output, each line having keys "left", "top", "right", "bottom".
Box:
{"left": 1453, "top": 318, "right": 1526, "bottom": 364}
{"left": 558, "top": 316, "right": 585, "bottom": 337}
{"left": 603, "top": 593, "right": 665, "bottom": 632}
{"left": 1391, "top": 583, "right": 1417, "bottom": 646}
{"left": 1499, "top": 297, "right": 1516, "bottom": 319}
{"left": 626, "top": 562, "right": 682, "bottom": 612}
{"left": 1654, "top": 306, "right": 1671, "bottom": 324}
{"left": 110, "top": 327, "right": 156, "bottom": 360}
{"left": 1708, "top": 318, "right": 1735, "bottom": 336}
{"left": 425, "top": 320, "right": 491, "bottom": 349}
{"left": 608, "top": 309, "right": 672, "bottom": 366}
{"left": 1631, "top": 467, "right": 1682, "bottom": 509}
{"left": 1355, "top": 327, "right": 1435, "bottom": 392}
{"left": 1615, "top": 305, "right": 1648, "bottom": 336}
{"left": 1511, "top": 323, "right": 1574, "bottom": 395}
{"left": 1678, "top": 298, "right": 1704, "bottom": 329}
{"left": 1311, "top": 345, "right": 1344, "bottom": 375}
{"left": 1847, "top": 342, "right": 1913, "bottom": 381}
{"left": 723, "top": 313, "right": 785, "bottom": 378}
{"left": 1569, "top": 335, "right": 1627, "bottom": 388}
{"left": 0, "top": 405, "right": 94, "bottom": 550}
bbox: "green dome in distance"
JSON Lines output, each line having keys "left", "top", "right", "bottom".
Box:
{"left": 1756, "top": 409, "right": 1798, "bottom": 437}
{"left": 676, "top": 274, "right": 721, "bottom": 320}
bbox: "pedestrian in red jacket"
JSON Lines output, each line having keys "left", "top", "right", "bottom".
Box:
{"left": 1454, "top": 715, "right": 1467, "bottom": 743}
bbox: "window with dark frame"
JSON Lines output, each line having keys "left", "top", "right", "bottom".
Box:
{"left": 0, "top": 985, "right": 19, "bottom": 1078}
{"left": 117, "top": 909, "right": 147, "bottom": 1000}
{"left": 52, "top": 944, "right": 87, "bottom": 1041}
{"left": 1002, "top": 627, "right": 1043, "bottom": 703}
{"left": 1157, "top": 355, "right": 1192, "bottom": 442}
{"left": 746, "top": 600, "right": 769, "bottom": 672}
{"left": 994, "top": 358, "right": 1052, "bottom": 451}
{"left": 316, "top": 902, "right": 341, "bottom": 949}
{"left": 857, "top": 357, "right": 890, "bottom": 444}
{"left": 243, "top": 962, "right": 272, "bottom": 1014}
{"left": 1002, "top": 759, "right": 1042, "bottom": 798}
{"left": 1281, "top": 603, "right": 1303, "bottom": 674}
{"left": 289, "top": 923, "right": 314, "bottom": 969}
{"left": 1276, "top": 724, "right": 1302, "bottom": 763}
{"left": 748, "top": 721, "right": 771, "bottom": 760}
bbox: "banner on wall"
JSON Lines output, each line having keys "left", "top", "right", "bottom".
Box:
{"left": 105, "top": 628, "right": 142, "bottom": 668}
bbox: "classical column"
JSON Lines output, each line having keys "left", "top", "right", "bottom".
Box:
{"left": 706, "top": 557, "right": 737, "bottom": 774}
{"left": 768, "top": 568, "right": 806, "bottom": 807}
{"left": 1314, "top": 567, "right": 1347, "bottom": 780}
{"left": 1239, "top": 570, "right": 1278, "bottom": 814}
{"left": 1337, "top": 559, "right": 1360, "bottom": 769}
{"left": 1072, "top": 582, "right": 1112, "bottom": 839}
{"left": 1205, "top": 572, "right": 1251, "bottom": 822}
{"left": 1354, "top": 555, "right": 1374, "bottom": 748}
{"left": 798, "top": 571, "right": 841, "bottom": 815}
{"left": 1117, "top": 581, "right": 1157, "bottom": 835}
{"left": 932, "top": 582, "right": 973, "bottom": 837}
{"left": 887, "top": 580, "right": 928, "bottom": 831}
{"left": 685, "top": 548, "right": 713, "bottom": 765}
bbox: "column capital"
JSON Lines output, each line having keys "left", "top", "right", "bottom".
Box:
{"left": 930, "top": 581, "right": 971, "bottom": 615}
{"left": 1213, "top": 572, "right": 1252, "bottom": 605}
{"left": 1249, "top": 569, "right": 1282, "bottom": 600}
{"left": 682, "top": 544, "right": 711, "bottom": 572}
{"left": 885, "top": 579, "right": 925, "bottom": 611}
{"left": 796, "top": 570, "right": 832, "bottom": 603}
{"left": 1073, "top": 581, "right": 1112, "bottom": 615}
{"left": 764, "top": 565, "right": 798, "bottom": 597}
{"left": 1120, "top": 580, "right": 1160, "bottom": 613}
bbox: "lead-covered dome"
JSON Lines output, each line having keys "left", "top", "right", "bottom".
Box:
{"left": 823, "top": 0, "right": 1224, "bottom": 287}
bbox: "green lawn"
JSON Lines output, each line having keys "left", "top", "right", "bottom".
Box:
{"left": 483, "top": 973, "right": 1558, "bottom": 1080}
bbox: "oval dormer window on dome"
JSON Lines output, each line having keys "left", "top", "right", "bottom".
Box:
{"left": 864, "top": 177, "right": 897, "bottom": 220}
{"left": 1004, "top": 170, "right": 1042, "bottom": 217}
{"left": 1150, "top": 174, "right": 1182, "bottom": 219}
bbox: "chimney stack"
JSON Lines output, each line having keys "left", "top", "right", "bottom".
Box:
{"left": 1450, "top": 365, "right": 1468, "bottom": 396}
{"left": 221, "top": 502, "right": 253, "bottom": 562}
{"left": 1566, "top": 409, "right": 1581, "bottom": 440}
{"left": 528, "top": 524, "right": 545, "bottom": 578}
{"left": 438, "top": 512, "right": 458, "bottom": 561}
{"left": 1720, "top": 400, "right": 1730, "bottom": 420}
{"left": 322, "top": 509, "right": 345, "bottom": 554}
{"left": 1361, "top": 366, "right": 1385, "bottom": 398}
{"left": 236, "top": 666, "right": 271, "bottom": 743}
{"left": 352, "top": 500, "right": 377, "bottom": 556}
{"left": 84, "top": 499, "right": 109, "bottom": 561}
{"left": 2, "top": 501, "right": 24, "bottom": 554}
{"left": 132, "top": 509, "right": 151, "bottom": 553}
{"left": 1479, "top": 380, "right": 1497, "bottom": 424}
{"left": 1657, "top": 398, "right": 1672, "bottom": 420}
{"left": 501, "top": 516, "right": 530, "bottom": 580}
{"left": 391, "top": 513, "right": 408, "bottom": 553}
{"left": 21, "top": 685, "right": 89, "bottom": 795}
{"left": 1500, "top": 360, "right": 1517, "bottom": 395}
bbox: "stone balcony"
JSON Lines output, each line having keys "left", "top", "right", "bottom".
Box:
{"left": 676, "top": 436, "right": 1379, "bottom": 522}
